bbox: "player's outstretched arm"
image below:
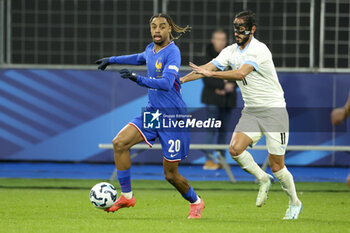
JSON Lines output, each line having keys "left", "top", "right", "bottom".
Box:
{"left": 331, "top": 94, "right": 350, "bottom": 126}
{"left": 191, "top": 63, "right": 254, "bottom": 81}
{"left": 180, "top": 62, "right": 218, "bottom": 83}
{"left": 95, "top": 53, "right": 146, "bottom": 70}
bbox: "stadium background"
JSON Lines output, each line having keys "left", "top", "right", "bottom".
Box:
{"left": 0, "top": 0, "right": 349, "bottom": 168}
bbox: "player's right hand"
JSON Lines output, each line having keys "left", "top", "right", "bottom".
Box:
{"left": 95, "top": 57, "right": 110, "bottom": 70}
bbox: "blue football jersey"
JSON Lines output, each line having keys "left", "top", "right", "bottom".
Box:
{"left": 137, "top": 42, "right": 187, "bottom": 114}
{"left": 110, "top": 41, "right": 187, "bottom": 115}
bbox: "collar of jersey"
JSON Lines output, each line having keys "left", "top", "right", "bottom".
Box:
{"left": 153, "top": 41, "right": 174, "bottom": 54}
{"left": 237, "top": 36, "right": 254, "bottom": 53}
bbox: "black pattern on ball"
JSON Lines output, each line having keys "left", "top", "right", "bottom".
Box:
{"left": 90, "top": 190, "right": 103, "bottom": 200}
{"left": 91, "top": 201, "right": 98, "bottom": 207}
{"left": 99, "top": 198, "right": 108, "bottom": 207}
{"left": 99, "top": 184, "right": 107, "bottom": 193}
{"left": 105, "top": 190, "right": 117, "bottom": 202}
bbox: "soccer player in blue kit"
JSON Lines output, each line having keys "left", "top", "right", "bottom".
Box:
{"left": 95, "top": 14, "right": 205, "bottom": 219}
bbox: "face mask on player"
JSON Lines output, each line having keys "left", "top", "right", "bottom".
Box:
{"left": 233, "top": 22, "right": 252, "bottom": 35}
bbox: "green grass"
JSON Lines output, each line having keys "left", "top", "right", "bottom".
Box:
{"left": 0, "top": 178, "right": 349, "bottom": 233}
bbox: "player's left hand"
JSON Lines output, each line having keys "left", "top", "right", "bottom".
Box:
{"left": 120, "top": 69, "right": 138, "bottom": 82}
{"left": 189, "top": 62, "right": 213, "bottom": 77}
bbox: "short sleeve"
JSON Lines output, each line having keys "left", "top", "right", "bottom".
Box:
{"left": 211, "top": 46, "right": 231, "bottom": 71}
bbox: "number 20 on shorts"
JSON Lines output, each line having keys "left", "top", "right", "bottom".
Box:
{"left": 168, "top": 139, "right": 181, "bottom": 153}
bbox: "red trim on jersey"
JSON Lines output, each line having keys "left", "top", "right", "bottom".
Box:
{"left": 128, "top": 123, "right": 153, "bottom": 147}
{"left": 163, "top": 156, "right": 181, "bottom": 163}
{"left": 174, "top": 78, "right": 179, "bottom": 92}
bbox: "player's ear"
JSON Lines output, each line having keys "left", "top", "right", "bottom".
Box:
{"left": 251, "top": 25, "right": 256, "bottom": 34}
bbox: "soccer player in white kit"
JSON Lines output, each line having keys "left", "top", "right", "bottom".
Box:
{"left": 181, "top": 10, "right": 302, "bottom": 219}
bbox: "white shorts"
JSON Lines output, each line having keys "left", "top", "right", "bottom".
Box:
{"left": 234, "top": 108, "right": 289, "bottom": 155}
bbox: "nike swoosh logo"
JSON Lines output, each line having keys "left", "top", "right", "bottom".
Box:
{"left": 170, "top": 153, "right": 178, "bottom": 158}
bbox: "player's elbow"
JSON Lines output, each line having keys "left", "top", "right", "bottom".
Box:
{"left": 160, "top": 75, "right": 175, "bottom": 91}
{"left": 161, "top": 82, "right": 172, "bottom": 91}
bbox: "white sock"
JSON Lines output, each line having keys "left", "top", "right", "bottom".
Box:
{"left": 273, "top": 166, "right": 300, "bottom": 206}
{"left": 234, "top": 150, "right": 268, "bottom": 182}
{"left": 121, "top": 191, "right": 133, "bottom": 199}
{"left": 193, "top": 196, "right": 201, "bottom": 204}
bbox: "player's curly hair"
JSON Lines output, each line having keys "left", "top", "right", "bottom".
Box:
{"left": 149, "top": 13, "right": 191, "bottom": 40}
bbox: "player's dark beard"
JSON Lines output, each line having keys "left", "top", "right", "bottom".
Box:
{"left": 236, "top": 35, "right": 250, "bottom": 46}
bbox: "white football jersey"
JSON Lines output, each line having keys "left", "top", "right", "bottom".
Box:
{"left": 212, "top": 37, "right": 286, "bottom": 108}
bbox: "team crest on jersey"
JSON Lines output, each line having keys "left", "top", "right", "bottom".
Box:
{"left": 155, "top": 59, "right": 162, "bottom": 71}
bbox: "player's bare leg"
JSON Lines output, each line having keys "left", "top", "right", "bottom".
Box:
{"left": 347, "top": 173, "right": 350, "bottom": 190}
{"left": 229, "top": 132, "right": 273, "bottom": 206}
{"left": 163, "top": 159, "right": 205, "bottom": 219}
{"left": 105, "top": 124, "right": 144, "bottom": 212}
{"left": 269, "top": 154, "right": 302, "bottom": 219}
{"left": 113, "top": 124, "right": 144, "bottom": 170}
{"left": 163, "top": 159, "right": 190, "bottom": 193}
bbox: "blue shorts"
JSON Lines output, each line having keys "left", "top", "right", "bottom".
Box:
{"left": 129, "top": 115, "right": 190, "bottom": 162}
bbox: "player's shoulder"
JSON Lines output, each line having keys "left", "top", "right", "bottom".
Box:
{"left": 167, "top": 41, "right": 180, "bottom": 53}
{"left": 217, "top": 44, "right": 237, "bottom": 57}
{"left": 163, "top": 41, "right": 181, "bottom": 61}
{"left": 223, "top": 44, "right": 237, "bottom": 52}
{"left": 250, "top": 37, "right": 270, "bottom": 53}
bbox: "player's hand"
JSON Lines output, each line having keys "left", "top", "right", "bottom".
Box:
{"left": 331, "top": 107, "right": 347, "bottom": 126}
{"left": 120, "top": 69, "right": 138, "bottom": 82}
{"left": 95, "top": 57, "right": 110, "bottom": 70}
{"left": 189, "top": 62, "right": 213, "bottom": 77}
{"left": 180, "top": 77, "right": 185, "bottom": 84}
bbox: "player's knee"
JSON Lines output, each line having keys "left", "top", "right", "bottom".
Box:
{"left": 229, "top": 145, "right": 241, "bottom": 158}
{"left": 112, "top": 136, "right": 129, "bottom": 152}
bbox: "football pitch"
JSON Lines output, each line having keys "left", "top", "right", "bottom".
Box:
{"left": 1, "top": 178, "right": 349, "bottom": 233}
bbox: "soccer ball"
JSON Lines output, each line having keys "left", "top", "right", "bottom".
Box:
{"left": 89, "top": 182, "right": 118, "bottom": 209}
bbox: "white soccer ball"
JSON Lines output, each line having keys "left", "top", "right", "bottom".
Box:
{"left": 89, "top": 182, "right": 118, "bottom": 209}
